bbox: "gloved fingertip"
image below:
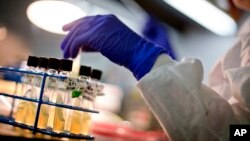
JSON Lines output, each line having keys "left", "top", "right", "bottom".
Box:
{"left": 71, "top": 53, "right": 77, "bottom": 59}
{"left": 62, "top": 24, "right": 70, "bottom": 31}
{"left": 63, "top": 52, "right": 70, "bottom": 59}
{"left": 60, "top": 40, "right": 66, "bottom": 50}
{"left": 61, "top": 37, "right": 71, "bottom": 50}
{"left": 63, "top": 20, "right": 77, "bottom": 31}
{"left": 71, "top": 49, "right": 79, "bottom": 59}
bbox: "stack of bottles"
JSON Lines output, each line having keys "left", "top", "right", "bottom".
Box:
{"left": 14, "top": 56, "right": 104, "bottom": 135}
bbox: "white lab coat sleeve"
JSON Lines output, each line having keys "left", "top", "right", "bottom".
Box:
{"left": 137, "top": 55, "right": 237, "bottom": 141}
{"left": 208, "top": 19, "right": 250, "bottom": 125}
{"left": 225, "top": 35, "right": 250, "bottom": 111}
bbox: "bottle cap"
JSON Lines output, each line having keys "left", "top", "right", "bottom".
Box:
{"left": 79, "top": 65, "right": 91, "bottom": 77}
{"left": 91, "top": 69, "right": 102, "bottom": 80}
{"left": 38, "top": 57, "right": 48, "bottom": 69}
{"left": 27, "top": 56, "right": 39, "bottom": 67}
{"left": 48, "top": 58, "right": 60, "bottom": 70}
{"left": 59, "top": 59, "right": 73, "bottom": 72}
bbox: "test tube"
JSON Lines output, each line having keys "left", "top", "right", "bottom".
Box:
{"left": 80, "top": 69, "right": 102, "bottom": 135}
{"left": 15, "top": 56, "right": 39, "bottom": 125}
{"left": 66, "top": 65, "right": 91, "bottom": 134}
{"left": 36, "top": 57, "right": 48, "bottom": 96}
{"left": 52, "top": 59, "right": 72, "bottom": 133}
{"left": 36, "top": 57, "right": 50, "bottom": 129}
{"left": 58, "top": 59, "right": 73, "bottom": 105}
{"left": 46, "top": 58, "right": 60, "bottom": 130}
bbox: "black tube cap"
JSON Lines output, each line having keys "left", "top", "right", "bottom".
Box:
{"left": 91, "top": 69, "right": 102, "bottom": 80}
{"left": 79, "top": 65, "right": 91, "bottom": 77}
{"left": 27, "top": 56, "right": 39, "bottom": 67}
{"left": 38, "top": 57, "right": 48, "bottom": 69}
{"left": 59, "top": 59, "right": 73, "bottom": 72}
{"left": 48, "top": 58, "right": 60, "bottom": 70}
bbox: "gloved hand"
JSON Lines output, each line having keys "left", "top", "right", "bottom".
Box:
{"left": 142, "top": 16, "right": 176, "bottom": 60}
{"left": 61, "top": 15, "right": 167, "bottom": 80}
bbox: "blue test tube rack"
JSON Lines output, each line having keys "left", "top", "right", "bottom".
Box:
{"left": 0, "top": 67, "right": 98, "bottom": 140}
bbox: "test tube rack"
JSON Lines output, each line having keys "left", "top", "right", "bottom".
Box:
{"left": 0, "top": 67, "right": 98, "bottom": 140}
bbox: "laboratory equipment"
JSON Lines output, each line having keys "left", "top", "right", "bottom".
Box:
{"left": 69, "top": 65, "right": 92, "bottom": 134}
{"left": 52, "top": 59, "right": 72, "bottom": 133}
{"left": 90, "top": 69, "right": 104, "bottom": 99}
{"left": 46, "top": 58, "right": 60, "bottom": 131}
{"left": 80, "top": 69, "right": 103, "bottom": 135}
{"left": 15, "top": 56, "right": 39, "bottom": 125}
{"left": 36, "top": 57, "right": 49, "bottom": 129}
{"left": 0, "top": 56, "right": 104, "bottom": 140}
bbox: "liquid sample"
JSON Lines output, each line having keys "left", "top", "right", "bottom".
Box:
{"left": 15, "top": 101, "right": 36, "bottom": 126}
{"left": 15, "top": 100, "right": 27, "bottom": 123}
{"left": 53, "top": 94, "right": 65, "bottom": 133}
{"left": 70, "top": 110, "right": 82, "bottom": 134}
{"left": 81, "top": 112, "right": 91, "bottom": 135}
{"left": 69, "top": 99, "right": 82, "bottom": 134}
{"left": 38, "top": 104, "right": 49, "bottom": 129}
{"left": 25, "top": 102, "right": 36, "bottom": 126}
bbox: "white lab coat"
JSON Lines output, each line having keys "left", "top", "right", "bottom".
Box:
{"left": 137, "top": 19, "right": 250, "bottom": 141}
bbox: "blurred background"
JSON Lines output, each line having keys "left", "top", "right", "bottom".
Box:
{"left": 0, "top": 0, "right": 249, "bottom": 140}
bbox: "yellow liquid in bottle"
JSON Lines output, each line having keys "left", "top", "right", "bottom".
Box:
{"left": 70, "top": 110, "right": 82, "bottom": 134}
{"left": 69, "top": 98, "right": 82, "bottom": 134}
{"left": 81, "top": 112, "right": 91, "bottom": 135}
{"left": 53, "top": 95, "right": 65, "bottom": 133}
{"left": 15, "top": 101, "right": 36, "bottom": 126}
{"left": 15, "top": 101, "right": 28, "bottom": 123}
{"left": 47, "top": 106, "right": 55, "bottom": 129}
{"left": 64, "top": 108, "right": 72, "bottom": 132}
{"left": 24, "top": 102, "right": 37, "bottom": 126}
{"left": 53, "top": 107, "right": 65, "bottom": 132}
{"left": 38, "top": 105, "right": 49, "bottom": 129}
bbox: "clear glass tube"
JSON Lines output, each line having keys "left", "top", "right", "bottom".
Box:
{"left": 52, "top": 71, "right": 70, "bottom": 133}
{"left": 74, "top": 76, "right": 95, "bottom": 135}
{"left": 36, "top": 67, "right": 50, "bottom": 129}
{"left": 46, "top": 69, "right": 59, "bottom": 130}
{"left": 66, "top": 75, "right": 89, "bottom": 134}
{"left": 80, "top": 97, "right": 93, "bottom": 135}
{"left": 15, "top": 66, "right": 38, "bottom": 126}
{"left": 78, "top": 77, "right": 103, "bottom": 135}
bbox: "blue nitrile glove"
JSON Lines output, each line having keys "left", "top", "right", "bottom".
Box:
{"left": 61, "top": 15, "right": 167, "bottom": 80}
{"left": 142, "top": 16, "right": 176, "bottom": 60}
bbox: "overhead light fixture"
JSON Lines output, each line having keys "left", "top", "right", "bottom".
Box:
{"left": 163, "top": 0, "right": 237, "bottom": 36}
{"left": 27, "top": 0, "right": 86, "bottom": 34}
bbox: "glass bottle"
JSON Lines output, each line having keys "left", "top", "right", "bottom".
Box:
{"left": 81, "top": 69, "right": 102, "bottom": 135}
{"left": 53, "top": 59, "right": 73, "bottom": 133}
{"left": 46, "top": 58, "right": 60, "bottom": 130}
{"left": 36, "top": 57, "right": 50, "bottom": 129}
{"left": 15, "top": 56, "right": 39, "bottom": 125}
{"left": 90, "top": 69, "right": 103, "bottom": 100}
{"left": 68, "top": 65, "right": 91, "bottom": 134}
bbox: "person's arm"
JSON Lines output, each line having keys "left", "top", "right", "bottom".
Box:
{"left": 137, "top": 54, "right": 238, "bottom": 141}
{"left": 60, "top": 15, "right": 238, "bottom": 141}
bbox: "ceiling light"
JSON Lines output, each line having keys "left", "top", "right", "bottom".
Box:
{"left": 163, "top": 0, "right": 237, "bottom": 36}
{"left": 27, "top": 0, "right": 86, "bottom": 34}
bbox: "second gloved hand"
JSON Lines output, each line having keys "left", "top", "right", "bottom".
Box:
{"left": 142, "top": 16, "right": 176, "bottom": 60}
{"left": 61, "top": 15, "right": 166, "bottom": 80}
